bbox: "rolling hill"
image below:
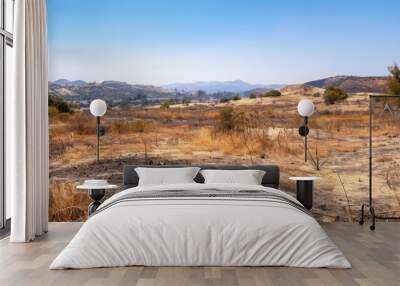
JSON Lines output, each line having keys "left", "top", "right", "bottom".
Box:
{"left": 49, "top": 75, "right": 389, "bottom": 107}
{"left": 53, "top": 79, "right": 88, "bottom": 87}
{"left": 304, "top": 76, "right": 388, "bottom": 93}
{"left": 49, "top": 79, "right": 286, "bottom": 106}
{"left": 49, "top": 80, "right": 183, "bottom": 106}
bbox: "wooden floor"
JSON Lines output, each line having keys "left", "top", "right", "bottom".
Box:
{"left": 0, "top": 222, "right": 399, "bottom": 286}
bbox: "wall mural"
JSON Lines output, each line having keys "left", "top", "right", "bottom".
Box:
{"left": 47, "top": 0, "right": 400, "bottom": 222}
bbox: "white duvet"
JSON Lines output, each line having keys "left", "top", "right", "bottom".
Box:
{"left": 50, "top": 183, "right": 351, "bottom": 269}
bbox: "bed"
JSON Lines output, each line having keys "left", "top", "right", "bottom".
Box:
{"left": 50, "top": 165, "right": 351, "bottom": 269}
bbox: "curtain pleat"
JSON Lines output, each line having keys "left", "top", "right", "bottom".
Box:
{"left": 9, "top": 0, "right": 48, "bottom": 242}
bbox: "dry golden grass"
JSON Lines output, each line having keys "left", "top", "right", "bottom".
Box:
{"left": 48, "top": 94, "right": 400, "bottom": 222}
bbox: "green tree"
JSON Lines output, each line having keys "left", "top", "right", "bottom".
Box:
{"left": 57, "top": 101, "right": 72, "bottom": 113}
{"left": 249, "top": 93, "right": 257, "bottom": 99}
{"left": 323, "top": 86, "right": 348, "bottom": 105}
{"left": 215, "top": 108, "right": 245, "bottom": 132}
{"left": 197, "top": 90, "right": 207, "bottom": 98}
{"left": 387, "top": 64, "right": 400, "bottom": 95}
{"left": 262, "top": 90, "right": 281, "bottom": 97}
{"left": 220, "top": 97, "right": 230, "bottom": 103}
{"left": 231, "top": 95, "right": 241, "bottom": 101}
{"left": 48, "top": 94, "right": 73, "bottom": 113}
{"left": 160, "top": 100, "right": 172, "bottom": 109}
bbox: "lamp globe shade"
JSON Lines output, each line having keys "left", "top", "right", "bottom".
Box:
{"left": 90, "top": 99, "right": 107, "bottom": 117}
{"left": 297, "top": 99, "right": 314, "bottom": 117}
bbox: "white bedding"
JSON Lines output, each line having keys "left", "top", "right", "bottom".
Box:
{"left": 50, "top": 183, "right": 351, "bottom": 269}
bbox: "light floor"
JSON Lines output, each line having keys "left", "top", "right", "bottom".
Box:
{"left": 0, "top": 222, "right": 399, "bottom": 286}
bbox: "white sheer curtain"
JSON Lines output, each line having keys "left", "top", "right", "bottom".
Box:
{"left": 7, "top": 0, "right": 49, "bottom": 242}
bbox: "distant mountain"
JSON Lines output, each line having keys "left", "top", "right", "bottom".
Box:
{"left": 305, "top": 76, "right": 388, "bottom": 93}
{"left": 49, "top": 75, "right": 388, "bottom": 107}
{"left": 163, "top": 80, "right": 285, "bottom": 94}
{"left": 49, "top": 80, "right": 198, "bottom": 106}
{"left": 52, "top": 79, "right": 88, "bottom": 87}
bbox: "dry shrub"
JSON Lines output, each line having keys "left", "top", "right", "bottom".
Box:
{"left": 386, "top": 162, "right": 400, "bottom": 207}
{"left": 67, "top": 113, "right": 95, "bottom": 135}
{"left": 214, "top": 108, "right": 246, "bottom": 133}
{"left": 187, "top": 128, "right": 243, "bottom": 155}
{"left": 374, "top": 112, "right": 400, "bottom": 136}
{"left": 185, "top": 108, "right": 304, "bottom": 161}
{"left": 110, "top": 120, "right": 148, "bottom": 134}
{"left": 323, "top": 86, "right": 348, "bottom": 105}
{"left": 49, "top": 112, "right": 73, "bottom": 125}
{"left": 51, "top": 207, "right": 85, "bottom": 222}
{"left": 211, "top": 108, "right": 261, "bottom": 160}
{"left": 273, "top": 130, "right": 303, "bottom": 156}
{"left": 308, "top": 131, "right": 330, "bottom": 171}
{"left": 49, "top": 134, "right": 73, "bottom": 159}
{"left": 49, "top": 123, "right": 68, "bottom": 138}
{"left": 49, "top": 180, "right": 89, "bottom": 221}
{"left": 126, "top": 106, "right": 218, "bottom": 125}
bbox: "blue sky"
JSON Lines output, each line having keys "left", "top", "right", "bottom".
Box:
{"left": 47, "top": 0, "right": 400, "bottom": 85}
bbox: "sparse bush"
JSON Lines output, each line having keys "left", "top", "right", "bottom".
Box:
{"left": 323, "top": 86, "right": 348, "bottom": 104}
{"left": 309, "top": 131, "right": 329, "bottom": 171}
{"left": 216, "top": 108, "right": 235, "bottom": 132}
{"left": 182, "top": 98, "right": 191, "bottom": 105}
{"left": 110, "top": 120, "right": 125, "bottom": 134}
{"left": 387, "top": 64, "right": 400, "bottom": 95}
{"left": 215, "top": 108, "right": 245, "bottom": 132}
{"left": 160, "top": 100, "right": 172, "bottom": 109}
{"left": 49, "top": 94, "right": 73, "bottom": 113}
{"left": 48, "top": 106, "right": 59, "bottom": 116}
{"left": 130, "top": 121, "right": 147, "bottom": 132}
{"left": 67, "top": 113, "right": 94, "bottom": 135}
{"left": 49, "top": 134, "right": 74, "bottom": 159}
{"left": 262, "top": 90, "right": 281, "bottom": 97}
{"left": 220, "top": 97, "right": 231, "bottom": 103}
{"left": 249, "top": 93, "right": 257, "bottom": 99}
{"left": 110, "top": 120, "right": 147, "bottom": 134}
{"left": 57, "top": 101, "right": 73, "bottom": 113}
{"left": 232, "top": 95, "right": 241, "bottom": 101}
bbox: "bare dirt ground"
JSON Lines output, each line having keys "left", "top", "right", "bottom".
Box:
{"left": 49, "top": 94, "right": 400, "bottom": 222}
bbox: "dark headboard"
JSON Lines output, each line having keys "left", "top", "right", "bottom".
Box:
{"left": 123, "top": 165, "right": 280, "bottom": 189}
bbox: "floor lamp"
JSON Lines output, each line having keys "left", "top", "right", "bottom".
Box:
{"left": 89, "top": 99, "right": 107, "bottom": 163}
{"left": 297, "top": 99, "right": 315, "bottom": 162}
{"left": 359, "top": 95, "right": 400, "bottom": 230}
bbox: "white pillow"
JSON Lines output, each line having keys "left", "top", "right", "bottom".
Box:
{"left": 200, "top": 169, "right": 266, "bottom": 185}
{"left": 135, "top": 167, "right": 200, "bottom": 186}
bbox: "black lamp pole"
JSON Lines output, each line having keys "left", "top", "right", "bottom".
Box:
{"left": 96, "top": 116, "right": 100, "bottom": 163}
{"left": 298, "top": 116, "right": 310, "bottom": 162}
{"left": 304, "top": 116, "right": 308, "bottom": 162}
{"left": 90, "top": 99, "right": 107, "bottom": 163}
{"left": 297, "top": 99, "right": 314, "bottom": 162}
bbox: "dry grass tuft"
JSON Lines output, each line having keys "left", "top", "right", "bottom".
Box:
{"left": 49, "top": 180, "right": 89, "bottom": 221}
